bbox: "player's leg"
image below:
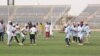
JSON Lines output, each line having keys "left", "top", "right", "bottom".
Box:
{"left": 78, "top": 37, "right": 81, "bottom": 43}
{"left": 22, "top": 37, "right": 26, "bottom": 43}
{"left": 75, "top": 36, "right": 78, "bottom": 42}
{"left": 72, "top": 36, "right": 76, "bottom": 43}
{"left": 10, "top": 37, "right": 13, "bottom": 43}
{"left": 14, "top": 36, "right": 19, "bottom": 43}
{"left": 0, "top": 33, "right": 2, "bottom": 42}
{"left": 85, "top": 34, "right": 90, "bottom": 43}
{"left": 65, "top": 38, "right": 70, "bottom": 46}
{"left": 78, "top": 37, "right": 83, "bottom": 46}
{"left": 33, "top": 34, "right": 36, "bottom": 44}
{"left": 33, "top": 34, "right": 36, "bottom": 45}
{"left": 7, "top": 34, "right": 12, "bottom": 46}
{"left": 17, "top": 33, "right": 20, "bottom": 38}
{"left": 69, "top": 38, "right": 71, "bottom": 42}
{"left": 30, "top": 34, "right": 33, "bottom": 44}
{"left": 45, "top": 32, "right": 48, "bottom": 38}
{"left": 1, "top": 32, "right": 4, "bottom": 42}
{"left": 8, "top": 36, "right": 13, "bottom": 46}
{"left": 48, "top": 32, "right": 50, "bottom": 37}
{"left": 65, "top": 34, "right": 70, "bottom": 46}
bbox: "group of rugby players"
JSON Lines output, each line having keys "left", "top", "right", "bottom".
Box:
{"left": 0, "top": 20, "right": 91, "bottom": 47}
{"left": 64, "top": 21, "right": 91, "bottom": 46}
{"left": 0, "top": 20, "right": 53, "bottom": 46}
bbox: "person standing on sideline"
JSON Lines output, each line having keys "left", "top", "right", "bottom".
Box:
{"left": 39, "top": 23, "right": 45, "bottom": 35}
{"left": 29, "top": 25, "right": 37, "bottom": 45}
{"left": 45, "top": 22, "right": 50, "bottom": 38}
{"left": 0, "top": 20, "right": 5, "bottom": 43}
{"left": 49, "top": 23, "right": 53, "bottom": 37}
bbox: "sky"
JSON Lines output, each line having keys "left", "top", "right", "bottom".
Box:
{"left": 0, "top": 0, "right": 100, "bottom": 16}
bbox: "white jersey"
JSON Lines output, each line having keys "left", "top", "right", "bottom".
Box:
{"left": 12, "top": 27, "right": 17, "bottom": 36}
{"left": 64, "top": 25, "right": 72, "bottom": 38}
{"left": 84, "top": 25, "right": 90, "bottom": 34}
{"left": 16, "top": 25, "right": 20, "bottom": 34}
{"left": 72, "top": 26, "right": 78, "bottom": 37}
{"left": 77, "top": 25, "right": 85, "bottom": 39}
{"left": 50, "top": 24, "right": 53, "bottom": 35}
{"left": 21, "top": 27, "right": 28, "bottom": 37}
{"left": 6, "top": 24, "right": 13, "bottom": 36}
{"left": 45, "top": 24, "right": 50, "bottom": 32}
{"left": 30, "top": 27, "right": 37, "bottom": 34}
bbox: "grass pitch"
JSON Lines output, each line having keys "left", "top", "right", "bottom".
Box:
{"left": 0, "top": 31, "right": 100, "bottom": 56}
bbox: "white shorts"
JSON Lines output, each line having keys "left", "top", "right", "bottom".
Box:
{"left": 78, "top": 34, "right": 84, "bottom": 40}
{"left": 66, "top": 33, "right": 72, "bottom": 38}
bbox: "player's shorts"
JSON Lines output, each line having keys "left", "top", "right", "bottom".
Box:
{"left": 45, "top": 32, "right": 50, "bottom": 37}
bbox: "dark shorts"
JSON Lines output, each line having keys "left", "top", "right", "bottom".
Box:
{"left": 45, "top": 32, "right": 50, "bottom": 37}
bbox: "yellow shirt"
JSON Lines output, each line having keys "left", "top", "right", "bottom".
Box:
{"left": 39, "top": 24, "right": 44, "bottom": 31}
